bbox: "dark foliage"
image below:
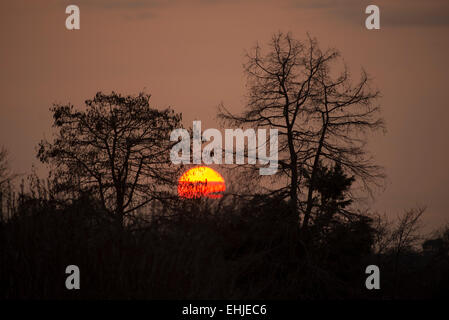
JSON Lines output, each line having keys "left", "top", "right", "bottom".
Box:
{"left": 1, "top": 195, "right": 448, "bottom": 300}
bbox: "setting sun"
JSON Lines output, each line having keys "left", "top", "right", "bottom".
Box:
{"left": 178, "top": 166, "right": 226, "bottom": 199}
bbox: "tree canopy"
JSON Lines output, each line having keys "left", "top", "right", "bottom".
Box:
{"left": 38, "top": 92, "right": 183, "bottom": 226}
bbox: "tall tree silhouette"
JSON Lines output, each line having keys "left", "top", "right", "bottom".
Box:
{"left": 0, "top": 146, "right": 13, "bottom": 189}
{"left": 38, "top": 92, "right": 182, "bottom": 226}
{"left": 0, "top": 147, "right": 9, "bottom": 220}
{"left": 219, "top": 32, "right": 384, "bottom": 228}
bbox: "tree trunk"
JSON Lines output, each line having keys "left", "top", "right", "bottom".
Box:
{"left": 287, "top": 124, "right": 299, "bottom": 224}
{"left": 115, "top": 186, "right": 125, "bottom": 229}
{"left": 302, "top": 118, "right": 328, "bottom": 230}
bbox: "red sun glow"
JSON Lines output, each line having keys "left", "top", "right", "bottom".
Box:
{"left": 178, "top": 166, "right": 226, "bottom": 199}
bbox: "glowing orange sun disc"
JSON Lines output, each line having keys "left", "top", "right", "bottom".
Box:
{"left": 178, "top": 166, "right": 226, "bottom": 199}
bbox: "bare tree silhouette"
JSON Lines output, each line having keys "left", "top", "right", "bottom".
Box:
{"left": 37, "top": 92, "right": 183, "bottom": 227}
{"left": 219, "top": 32, "right": 385, "bottom": 229}
{"left": 0, "top": 146, "right": 13, "bottom": 189}
{"left": 0, "top": 146, "right": 16, "bottom": 221}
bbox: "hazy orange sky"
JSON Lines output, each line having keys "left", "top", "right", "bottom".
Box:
{"left": 1, "top": 0, "right": 448, "bottom": 230}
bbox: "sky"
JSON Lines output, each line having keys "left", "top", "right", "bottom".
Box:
{"left": 1, "top": 0, "right": 448, "bottom": 230}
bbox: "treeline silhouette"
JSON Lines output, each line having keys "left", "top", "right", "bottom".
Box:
{"left": 1, "top": 185, "right": 448, "bottom": 299}
{"left": 1, "top": 32, "right": 449, "bottom": 299}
